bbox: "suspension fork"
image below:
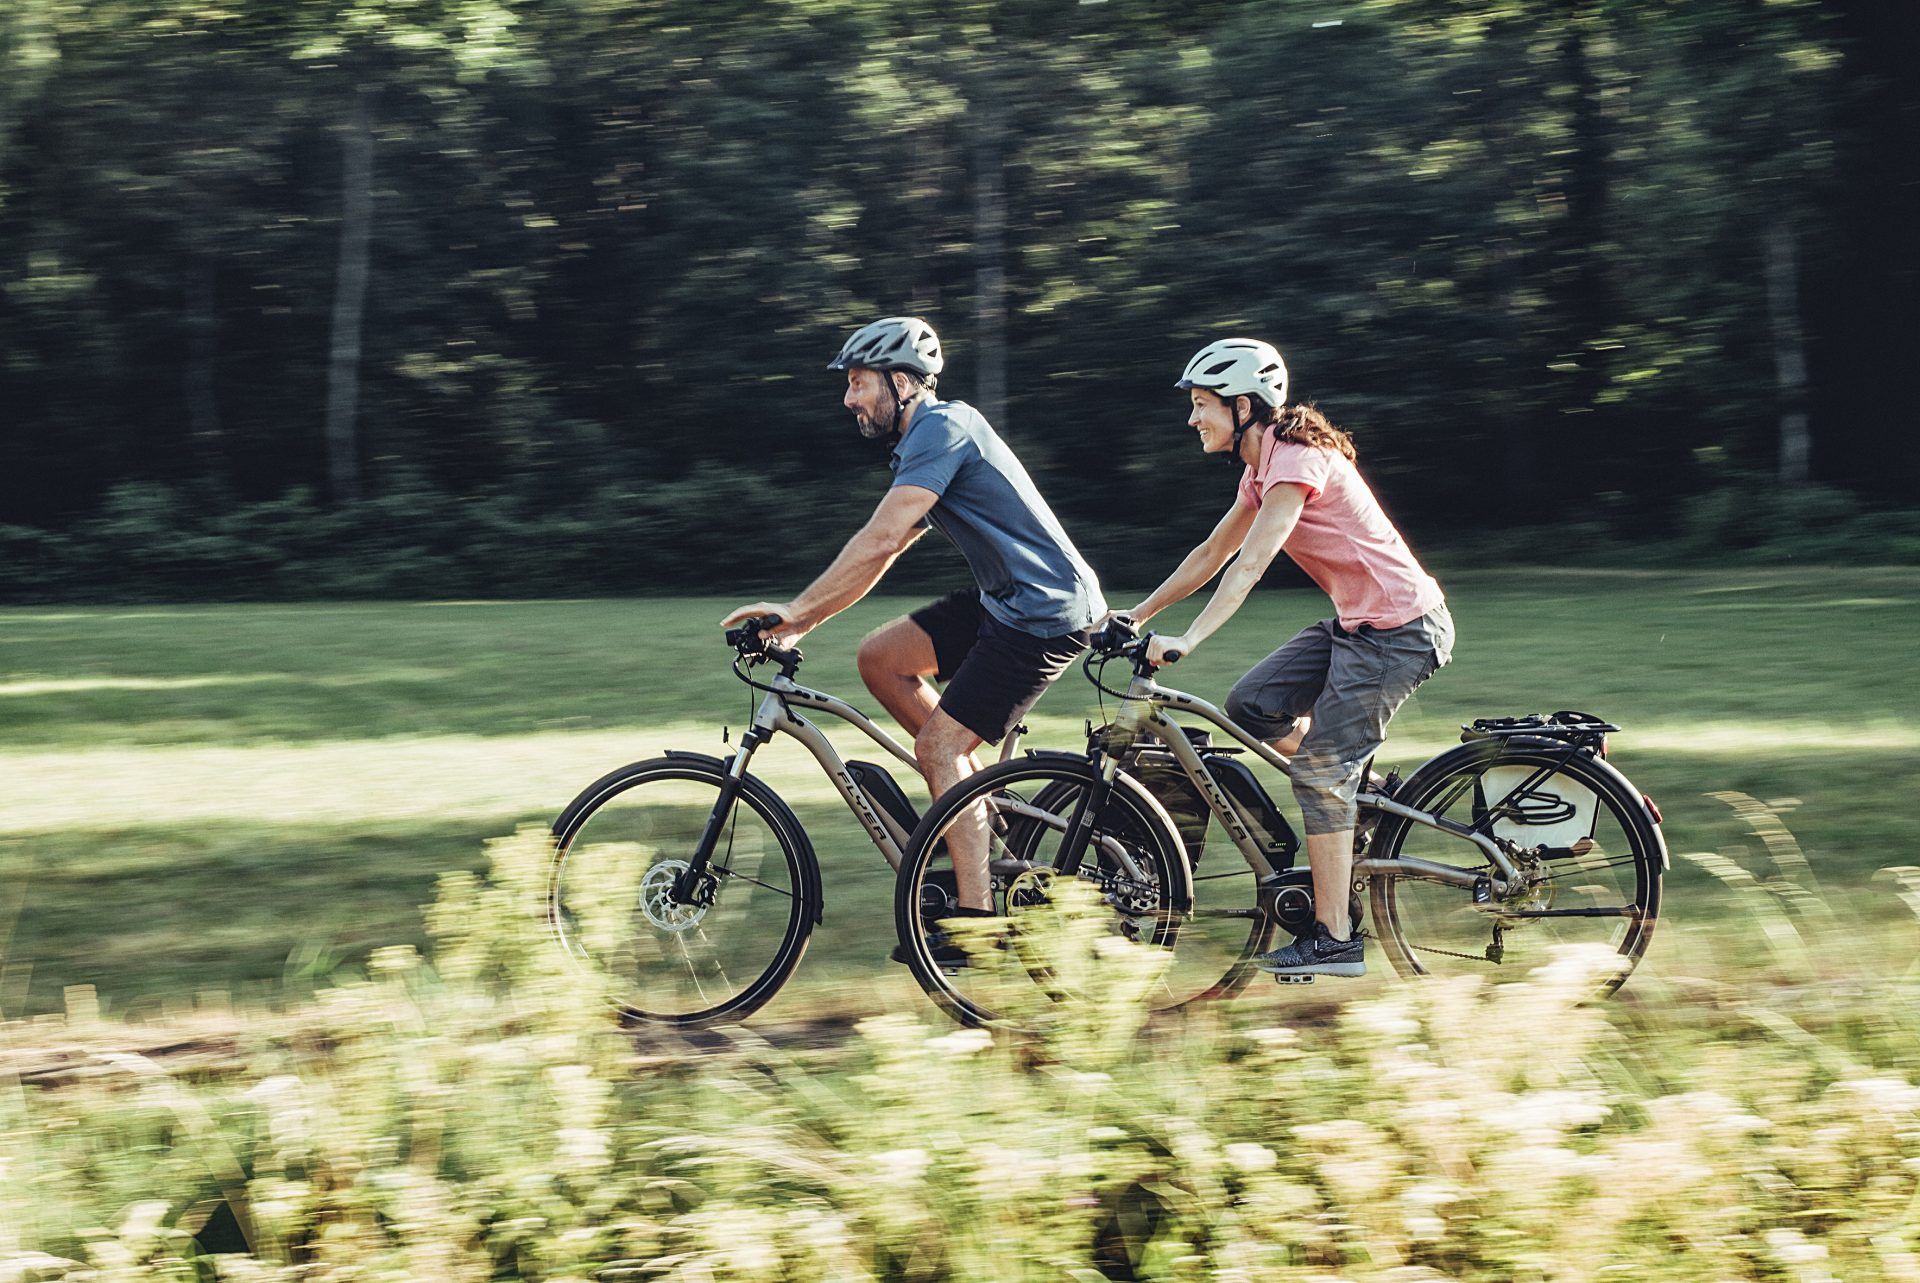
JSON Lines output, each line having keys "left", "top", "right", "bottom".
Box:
{"left": 1051, "top": 751, "right": 1122, "bottom": 877}
{"left": 671, "top": 721, "right": 774, "bottom": 904}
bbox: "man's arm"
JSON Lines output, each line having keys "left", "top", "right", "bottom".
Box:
{"left": 721, "top": 485, "right": 938, "bottom": 640}
{"left": 1148, "top": 483, "right": 1307, "bottom": 664}
{"left": 1123, "top": 501, "right": 1258, "bottom": 625}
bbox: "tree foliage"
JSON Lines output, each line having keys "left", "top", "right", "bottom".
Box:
{"left": 0, "top": 0, "right": 1908, "bottom": 598}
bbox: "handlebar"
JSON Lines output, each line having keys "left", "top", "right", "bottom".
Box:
{"left": 1087, "top": 616, "right": 1181, "bottom": 676}
{"left": 724, "top": 612, "right": 786, "bottom": 653}
{"left": 725, "top": 612, "right": 804, "bottom": 680}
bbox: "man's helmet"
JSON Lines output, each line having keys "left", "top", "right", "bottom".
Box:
{"left": 1175, "top": 338, "right": 1288, "bottom": 408}
{"left": 827, "top": 316, "right": 944, "bottom": 378}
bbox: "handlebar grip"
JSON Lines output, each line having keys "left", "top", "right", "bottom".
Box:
{"left": 1163, "top": 649, "right": 1184, "bottom": 664}
{"left": 724, "top": 612, "right": 786, "bottom": 649}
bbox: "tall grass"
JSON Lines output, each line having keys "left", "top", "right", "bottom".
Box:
{"left": 9, "top": 812, "right": 1920, "bottom": 1280}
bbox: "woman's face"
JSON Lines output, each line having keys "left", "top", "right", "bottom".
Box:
{"left": 1187, "top": 388, "right": 1238, "bottom": 454}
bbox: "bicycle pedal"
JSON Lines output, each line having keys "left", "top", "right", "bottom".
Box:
{"left": 1273, "top": 974, "right": 1316, "bottom": 985}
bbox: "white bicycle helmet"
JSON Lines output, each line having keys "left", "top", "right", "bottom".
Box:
{"left": 1177, "top": 338, "right": 1289, "bottom": 466}
{"left": 827, "top": 316, "right": 944, "bottom": 378}
{"left": 1175, "top": 337, "right": 1288, "bottom": 408}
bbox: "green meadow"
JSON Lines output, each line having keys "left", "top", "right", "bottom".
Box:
{"left": 2, "top": 565, "right": 1917, "bottom": 1018}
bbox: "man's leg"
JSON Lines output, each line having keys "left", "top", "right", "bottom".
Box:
{"left": 856, "top": 615, "right": 944, "bottom": 740}
{"left": 913, "top": 616, "right": 1089, "bottom": 912}
{"left": 915, "top": 708, "right": 991, "bottom": 909}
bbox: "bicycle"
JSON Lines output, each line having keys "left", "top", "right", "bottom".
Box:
{"left": 547, "top": 613, "right": 1057, "bottom": 1027}
{"left": 893, "top": 620, "right": 1668, "bottom": 1026}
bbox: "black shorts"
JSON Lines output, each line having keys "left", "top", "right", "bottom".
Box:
{"left": 907, "top": 590, "right": 1090, "bottom": 745}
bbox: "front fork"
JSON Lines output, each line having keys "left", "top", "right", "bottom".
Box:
{"left": 1051, "top": 751, "right": 1121, "bottom": 878}
{"left": 671, "top": 727, "right": 769, "bottom": 905}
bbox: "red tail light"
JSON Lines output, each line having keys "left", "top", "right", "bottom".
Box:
{"left": 1642, "top": 794, "right": 1663, "bottom": 825}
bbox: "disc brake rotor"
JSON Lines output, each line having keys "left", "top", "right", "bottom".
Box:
{"left": 639, "top": 859, "right": 708, "bottom": 932}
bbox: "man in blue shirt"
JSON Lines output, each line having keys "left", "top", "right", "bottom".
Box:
{"left": 723, "top": 317, "right": 1105, "bottom": 918}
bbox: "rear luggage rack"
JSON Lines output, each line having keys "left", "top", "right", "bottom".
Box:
{"left": 1462, "top": 710, "right": 1618, "bottom": 753}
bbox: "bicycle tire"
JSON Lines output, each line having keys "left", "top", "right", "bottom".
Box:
{"left": 550, "top": 754, "right": 822, "bottom": 1027}
{"left": 1367, "top": 739, "right": 1663, "bottom": 993}
{"left": 893, "top": 756, "right": 1201, "bottom": 1028}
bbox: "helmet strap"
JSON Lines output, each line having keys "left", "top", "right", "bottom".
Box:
{"left": 1226, "top": 396, "right": 1251, "bottom": 471}
{"left": 860, "top": 369, "right": 913, "bottom": 447}
{"left": 889, "top": 370, "right": 907, "bottom": 432}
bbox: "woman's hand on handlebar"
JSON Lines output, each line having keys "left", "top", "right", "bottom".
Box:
{"left": 1146, "top": 633, "right": 1189, "bottom": 668}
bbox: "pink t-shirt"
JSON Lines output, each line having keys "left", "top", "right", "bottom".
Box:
{"left": 1238, "top": 432, "right": 1445, "bottom": 631}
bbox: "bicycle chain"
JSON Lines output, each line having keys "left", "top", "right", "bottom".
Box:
{"left": 1403, "top": 938, "right": 1497, "bottom": 965}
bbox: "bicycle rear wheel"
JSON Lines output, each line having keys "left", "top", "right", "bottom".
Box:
{"left": 894, "top": 756, "right": 1200, "bottom": 1027}
{"left": 1368, "top": 740, "right": 1662, "bottom": 992}
{"left": 550, "top": 756, "right": 820, "bottom": 1026}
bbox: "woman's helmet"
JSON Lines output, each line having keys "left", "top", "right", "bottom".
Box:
{"left": 1177, "top": 338, "right": 1289, "bottom": 467}
{"left": 1175, "top": 338, "right": 1288, "bottom": 408}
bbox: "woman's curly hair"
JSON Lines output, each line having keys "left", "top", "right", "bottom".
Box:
{"left": 1252, "top": 400, "right": 1356, "bottom": 461}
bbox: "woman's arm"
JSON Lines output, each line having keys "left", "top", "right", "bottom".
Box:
{"left": 1125, "top": 501, "right": 1258, "bottom": 625}
{"left": 1148, "top": 483, "right": 1307, "bottom": 664}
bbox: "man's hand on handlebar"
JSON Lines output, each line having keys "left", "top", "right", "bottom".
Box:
{"left": 719, "top": 601, "right": 808, "bottom": 649}
{"left": 1087, "top": 613, "right": 1138, "bottom": 653}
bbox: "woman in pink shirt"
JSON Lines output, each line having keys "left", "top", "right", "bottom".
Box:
{"left": 1115, "top": 338, "right": 1453, "bottom": 979}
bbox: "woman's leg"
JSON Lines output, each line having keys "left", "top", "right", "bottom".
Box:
{"left": 1225, "top": 621, "right": 1336, "bottom": 746}
{"left": 1289, "top": 612, "right": 1452, "bottom": 940}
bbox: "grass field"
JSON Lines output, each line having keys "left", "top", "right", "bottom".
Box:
{"left": 2, "top": 565, "right": 1917, "bottom": 1017}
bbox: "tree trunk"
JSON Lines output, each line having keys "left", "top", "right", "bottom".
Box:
{"left": 183, "top": 264, "right": 223, "bottom": 478}
{"left": 1765, "top": 218, "right": 1811, "bottom": 485}
{"left": 972, "top": 80, "right": 1008, "bottom": 428}
{"left": 323, "top": 84, "right": 375, "bottom": 503}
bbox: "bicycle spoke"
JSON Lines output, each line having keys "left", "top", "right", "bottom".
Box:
{"left": 693, "top": 924, "right": 734, "bottom": 996}
{"left": 1535, "top": 852, "right": 1642, "bottom": 880}
{"left": 1374, "top": 745, "right": 1658, "bottom": 991}
{"left": 717, "top": 867, "right": 795, "bottom": 899}
{"left": 674, "top": 931, "right": 711, "bottom": 1005}
{"left": 551, "top": 763, "right": 811, "bottom": 1025}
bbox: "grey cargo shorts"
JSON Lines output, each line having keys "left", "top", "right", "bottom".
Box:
{"left": 1224, "top": 605, "right": 1455, "bottom": 835}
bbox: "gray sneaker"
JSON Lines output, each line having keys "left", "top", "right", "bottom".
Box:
{"left": 1254, "top": 923, "right": 1365, "bottom": 977}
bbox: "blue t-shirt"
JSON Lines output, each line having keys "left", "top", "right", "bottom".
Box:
{"left": 889, "top": 400, "right": 1105, "bottom": 637}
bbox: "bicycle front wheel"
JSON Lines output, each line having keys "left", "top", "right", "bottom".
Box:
{"left": 550, "top": 756, "right": 820, "bottom": 1027}
{"left": 894, "top": 756, "right": 1200, "bottom": 1028}
{"left": 1368, "top": 740, "right": 1663, "bottom": 993}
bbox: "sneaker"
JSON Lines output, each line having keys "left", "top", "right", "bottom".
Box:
{"left": 1254, "top": 922, "right": 1366, "bottom": 977}
{"left": 888, "top": 934, "right": 972, "bottom": 970}
{"left": 888, "top": 907, "right": 999, "bottom": 970}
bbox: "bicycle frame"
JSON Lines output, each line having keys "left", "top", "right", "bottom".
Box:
{"left": 1103, "top": 664, "right": 1529, "bottom": 895}
{"left": 712, "top": 665, "right": 1028, "bottom": 874}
